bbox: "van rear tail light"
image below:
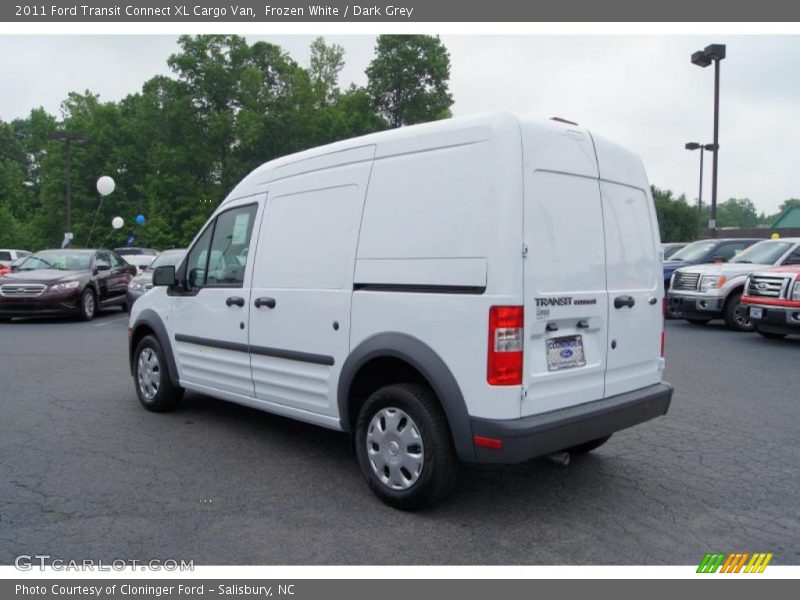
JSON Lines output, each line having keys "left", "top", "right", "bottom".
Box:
{"left": 487, "top": 306, "right": 524, "bottom": 386}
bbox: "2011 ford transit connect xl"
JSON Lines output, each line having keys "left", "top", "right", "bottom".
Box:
{"left": 128, "top": 112, "right": 673, "bottom": 509}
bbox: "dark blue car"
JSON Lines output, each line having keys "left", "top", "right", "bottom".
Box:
{"left": 663, "top": 238, "right": 760, "bottom": 290}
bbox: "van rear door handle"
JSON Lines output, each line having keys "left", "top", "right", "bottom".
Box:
{"left": 254, "top": 297, "right": 276, "bottom": 309}
{"left": 225, "top": 296, "right": 245, "bottom": 308}
{"left": 614, "top": 295, "right": 636, "bottom": 309}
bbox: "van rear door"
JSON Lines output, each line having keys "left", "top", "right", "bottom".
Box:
{"left": 592, "top": 134, "right": 663, "bottom": 398}
{"left": 521, "top": 124, "right": 609, "bottom": 416}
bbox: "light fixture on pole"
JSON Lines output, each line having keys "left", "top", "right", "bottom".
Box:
{"left": 684, "top": 142, "right": 717, "bottom": 212}
{"left": 691, "top": 43, "right": 726, "bottom": 236}
{"left": 47, "top": 131, "right": 87, "bottom": 247}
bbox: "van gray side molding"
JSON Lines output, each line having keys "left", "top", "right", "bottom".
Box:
{"left": 173, "top": 334, "right": 335, "bottom": 366}
{"left": 337, "top": 332, "right": 476, "bottom": 463}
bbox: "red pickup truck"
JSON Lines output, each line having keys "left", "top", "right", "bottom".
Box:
{"left": 741, "top": 264, "right": 800, "bottom": 339}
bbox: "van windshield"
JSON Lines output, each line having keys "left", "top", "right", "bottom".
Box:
{"left": 668, "top": 241, "right": 716, "bottom": 261}
{"left": 730, "top": 241, "right": 792, "bottom": 265}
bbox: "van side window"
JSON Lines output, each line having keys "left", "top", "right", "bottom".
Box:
{"left": 205, "top": 205, "right": 257, "bottom": 287}
{"left": 183, "top": 204, "right": 258, "bottom": 291}
{"left": 184, "top": 225, "right": 215, "bottom": 291}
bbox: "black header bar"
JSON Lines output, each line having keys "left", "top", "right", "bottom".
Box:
{"left": 3, "top": 0, "right": 799, "bottom": 22}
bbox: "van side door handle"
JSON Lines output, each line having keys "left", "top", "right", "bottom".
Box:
{"left": 225, "top": 296, "right": 245, "bottom": 308}
{"left": 613, "top": 295, "right": 636, "bottom": 309}
{"left": 254, "top": 297, "right": 276, "bottom": 309}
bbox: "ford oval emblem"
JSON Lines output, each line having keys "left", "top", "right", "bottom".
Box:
{"left": 560, "top": 349, "right": 573, "bottom": 359}
{"left": 756, "top": 282, "right": 768, "bottom": 290}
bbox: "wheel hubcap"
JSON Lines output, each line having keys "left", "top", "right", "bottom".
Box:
{"left": 366, "top": 407, "right": 424, "bottom": 490}
{"left": 137, "top": 347, "right": 161, "bottom": 401}
{"left": 84, "top": 294, "right": 94, "bottom": 317}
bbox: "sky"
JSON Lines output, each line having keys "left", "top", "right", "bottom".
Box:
{"left": 1, "top": 34, "right": 799, "bottom": 215}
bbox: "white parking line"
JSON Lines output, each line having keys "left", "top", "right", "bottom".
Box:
{"left": 92, "top": 316, "right": 129, "bottom": 327}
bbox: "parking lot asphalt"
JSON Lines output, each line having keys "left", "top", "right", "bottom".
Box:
{"left": 1, "top": 311, "right": 798, "bottom": 565}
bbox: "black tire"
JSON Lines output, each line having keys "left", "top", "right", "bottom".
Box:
{"left": 355, "top": 383, "right": 458, "bottom": 510}
{"left": 686, "top": 318, "right": 711, "bottom": 325}
{"left": 78, "top": 288, "right": 96, "bottom": 321}
{"left": 723, "top": 290, "right": 754, "bottom": 332}
{"left": 133, "top": 335, "right": 183, "bottom": 412}
{"left": 756, "top": 328, "right": 787, "bottom": 340}
{"left": 567, "top": 435, "right": 612, "bottom": 455}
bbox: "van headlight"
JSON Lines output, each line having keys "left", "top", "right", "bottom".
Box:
{"left": 793, "top": 281, "right": 800, "bottom": 301}
{"left": 50, "top": 281, "right": 80, "bottom": 292}
{"left": 699, "top": 275, "right": 727, "bottom": 292}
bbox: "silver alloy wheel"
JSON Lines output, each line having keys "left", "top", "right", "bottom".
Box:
{"left": 137, "top": 347, "right": 161, "bottom": 401}
{"left": 366, "top": 407, "right": 424, "bottom": 490}
{"left": 83, "top": 292, "right": 95, "bottom": 318}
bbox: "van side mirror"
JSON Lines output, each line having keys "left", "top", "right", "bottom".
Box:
{"left": 152, "top": 265, "right": 177, "bottom": 287}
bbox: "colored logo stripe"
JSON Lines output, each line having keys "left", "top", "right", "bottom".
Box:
{"left": 697, "top": 552, "right": 773, "bottom": 573}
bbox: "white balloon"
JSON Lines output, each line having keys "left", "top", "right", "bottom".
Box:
{"left": 97, "top": 175, "right": 116, "bottom": 197}
{"left": 112, "top": 216, "right": 124, "bottom": 230}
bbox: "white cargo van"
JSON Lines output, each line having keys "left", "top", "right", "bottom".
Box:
{"left": 128, "top": 112, "right": 673, "bottom": 509}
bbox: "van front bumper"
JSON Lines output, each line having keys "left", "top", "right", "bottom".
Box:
{"left": 470, "top": 382, "right": 673, "bottom": 464}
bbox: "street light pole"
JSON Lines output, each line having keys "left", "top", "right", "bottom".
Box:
{"left": 711, "top": 56, "right": 721, "bottom": 234}
{"left": 685, "top": 142, "right": 717, "bottom": 213}
{"left": 47, "top": 131, "right": 87, "bottom": 247}
{"left": 691, "top": 43, "right": 726, "bottom": 238}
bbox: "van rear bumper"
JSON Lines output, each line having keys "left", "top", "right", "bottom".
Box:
{"left": 469, "top": 382, "right": 673, "bottom": 464}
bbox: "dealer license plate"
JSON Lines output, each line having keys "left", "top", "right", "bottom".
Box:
{"left": 546, "top": 335, "right": 586, "bottom": 371}
{"left": 749, "top": 307, "right": 763, "bottom": 320}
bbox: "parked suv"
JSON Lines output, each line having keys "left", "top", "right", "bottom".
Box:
{"left": 667, "top": 238, "right": 800, "bottom": 331}
{"left": 128, "top": 113, "right": 672, "bottom": 509}
{"left": 741, "top": 264, "right": 800, "bottom": 339}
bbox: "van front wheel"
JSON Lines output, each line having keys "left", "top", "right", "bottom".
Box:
{"left": 355, "top": 383, "right": 457, "bottom": 510}
{"left": 134, "top": 335, "right": 183, "bottom": 412}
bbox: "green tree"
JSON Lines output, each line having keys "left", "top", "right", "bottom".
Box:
{"left": 651, "top": 186, "right": 698, "bottom": 242}
{"left": 366, "top": 35, "right": 453, "bottom": 128}
{"left": 716, "top": 198, "right": 759, "bottom": 229}
{"left": 309, "top": 37, "right": 345, "bottom": 107}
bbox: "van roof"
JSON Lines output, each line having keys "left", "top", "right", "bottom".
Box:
{"left": 223, "top": 112, "right": 582, "bottom": 203}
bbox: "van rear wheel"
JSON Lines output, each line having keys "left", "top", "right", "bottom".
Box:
{"left": 355, "top": 383, "right": 457, "bottom": 510}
